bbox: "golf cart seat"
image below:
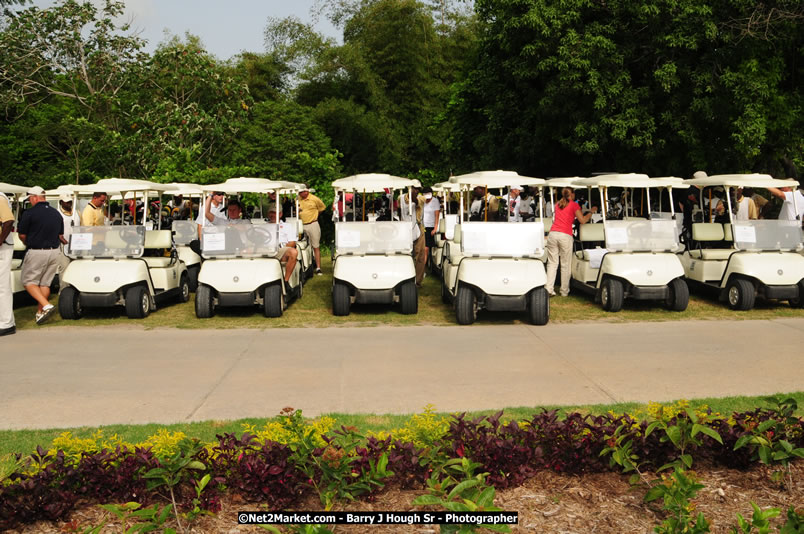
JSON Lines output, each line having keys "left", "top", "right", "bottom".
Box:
{"left": 576, "top": 223, "right": 605, "bottom": 251}
{"left": 688, "top": 249, "right": 733, "bottom": 260}
{"left": 575, "top": 248, "right": 608, "bottom": 261}
{"left": 143, "top": 230, "right": 175, "bottom": 268}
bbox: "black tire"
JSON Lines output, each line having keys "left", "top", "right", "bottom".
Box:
{"left": 125, "top": 285, "right": 151, "bottom": 319}
{"left": 528, "top": 287, "right": 549, "bottom": 325}
{"left": 455, "top": 286, "right": 477, "bottom": 325}
{"left": 601, "top": 278, "right": 624, "bottom": 313}
{"left": 187, "top": 264, "right": 199, "bottom": 292}
{"left": 178, "top": 273, "right": 191, "bottom": 303}
{"left": 399, "top": 281, "right": 418, "bottom": 315}
{"left": 332, "top": 282, "right": 351, "bottom": 316}
{"left": 195, "top": 284, "right": 214, "bottom": 318}
{"left": 264, "top": 283, "right": 283, "bottom": 317}
{"left": 727, "top": 278, "right": 755, "bottom": 311}
{"left": 441, "top": 278, "right": 450, "bottom": 304}
{"left": 58, "top": 286, "right": 82, "bottom": 320}
{"left": 789, "top": 280, "right": 804, "bottom": 308}
{"left": 665, "top": 278, "right": 689, "bottom": 312}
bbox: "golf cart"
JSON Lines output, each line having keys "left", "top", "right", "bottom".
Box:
{"left": 0, "top": 183, "right": 28, "bottom": 296}
{"left": 441, "top": 170, "right": 549, "bottom": 325}
{"left": 275, "top": 182, "right": 316, "bottom": 282}
{"left": 680, "top": 174, "right": 804, "bottom": 310}
{"left": 58, "top": 179, "right": 190, "bottom": 319}
{"left": 568, "top": 174, "right": 689, "bottom": 312}
{"left": 163, "top": 183, "right": 204, "bottom": 291}
{"left": 331, "top": 174, "right": 418, "bottom": 316}
{"left": 430, "top": 180, "right": 461, "bottom": 278}
{"left": 194, "top": 178, "right": 304, "bottom": 318}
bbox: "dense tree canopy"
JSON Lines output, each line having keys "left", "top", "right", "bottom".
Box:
{"left": 0, "top": 0, "right": 800, "bottom": 191}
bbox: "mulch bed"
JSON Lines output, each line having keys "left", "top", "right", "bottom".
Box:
{"left": 10, "top": 462, "right": 802, "bottom": 533}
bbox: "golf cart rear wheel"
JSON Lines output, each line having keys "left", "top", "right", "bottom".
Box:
{"left": 789, "top": 280, "right": 804, "bottom": 308}
{"left": 125, "top": 285, "right": 151, "bottom": 319}
{"left": 332, "top": 282, "right": 351, "bottom": 316}
{"left": 195, "top": 284, "right": 214, "bottom": 318}
{"left": 264, "top": 283, "right": 283, "bottom": 318}
{"left": 399, "top": 281, "right": 418, "bottom": 315}
{"left": 665, "top": 278, "right": 689, "bottom": 312}
{"left": 58, "top": 286, "right": 82, "bottom": 320}
{"left": 441, "top": 278, "right": 450, "bottom": 304}
{"left": 456, "top": 286, "right": 477, "bottom": 325}
{"left": 178, "top": 273, "right": 191, "bottom": 303}
{"left": 187, "top": 265, "right": 199, "bottom": 292}
{"left": 727, "top": 278, "right": 755, "bottom": 311}
{"left": 601, "top": 278, "right": 624, "bottom": 313}
{"left": 528, "top": 287, "right": 549, "bottom": 325}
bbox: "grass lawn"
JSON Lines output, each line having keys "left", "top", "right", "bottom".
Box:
{"left": 13, "top": 256, "right": 804, "bottom": 330}
{"left": 1, "top": 392, "right": 801, "bottom": 457}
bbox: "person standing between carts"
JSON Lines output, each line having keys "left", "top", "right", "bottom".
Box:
{"left": 298, "top": 187, "right": 326, "bottom": 275}
{"left": 18, "top": 186, "right": 66, "bottom": 325}
{"left": 0, "top": 190, "right": 15, "bottom": 336}
{"left": 420, "top": 187, "right": 440, "bottom": 270}
{"left": 545, "top": 187, "right": 597, "bottom": 297}
{"left": 767, "top": 182, "right": 804, "bottom": 227}
{"left": 81, "top": 191, "right": 107, "bottom": 226}
{"left": 401, "top": 185, "right": 426, "bottom": 285}
{"left": 57, "top": 193, "right": 80, "bottom": 274}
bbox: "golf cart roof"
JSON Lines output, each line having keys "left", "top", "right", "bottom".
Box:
{"left": 203, "top": 178, "right": 288, "bottom": 194}
{"left": 332, "top": 174, "right": 417, "bottom": 192}
{"left": 164, "top": 183, "right": 204, "bottom": 196}
{"left": 545, "top": 177, "right": 585, "bottom": 188}
{"left": 575, "top": 173, "right": 688, "bottom": 188}
{"left": 452, "top": 170, "right": 545, "bottom": 188}
{"left": 432, "top": 181, "right": 461, "bottom": 193}
{"left": 73, "top": 179, "right": 177, "bottom": 194}
{"left": 0, "top": 182, "right": 30, "bottom": 195}
{"left": 684, "top": 173, "right": 799, "bottom": 189}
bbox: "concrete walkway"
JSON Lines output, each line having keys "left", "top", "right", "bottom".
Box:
{"left": 1, "top": 319, "right": 803, "bottom": 430}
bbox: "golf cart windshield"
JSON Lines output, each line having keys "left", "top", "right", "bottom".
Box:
{"left": 461, "top": 221, "right": 545, "bottom": 257}
{"left": 201, "top": 223, "right": 279, "bottom": 258}
{"left": 444, "top": 214, "right": 459, "bottom": 240}
{"left": 731, "top": 220, "right": 803, "bottom": 252}
{"left": 172, "top": 220, "right": 197, "bottom": 245}
{"left": 335, "top": 221, "right": 413, "bottom": 255}
{"left": 68, "top": 226, "right": 145, "bottom": 259}
{"left": 604, "top": 220, "right": 679, "bottom": 252}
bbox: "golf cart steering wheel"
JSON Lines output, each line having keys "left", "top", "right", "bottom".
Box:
{"left": 372, "top": 222, "right": 400, "bottom": 241}
{"left": 246, "top": 226, "right": 273, "bottom": 247}
{"left": 119, "top": 227, "right": 143, "bottom": 245}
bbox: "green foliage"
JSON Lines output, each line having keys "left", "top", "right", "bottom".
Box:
{"left": 412, "top": 457, "right": 511, "bottom": 533}
{"left": 779, "top": 506, "right": 804, "bottom": 534}
{"left": 646, "top": 407, "right": 723, "bottom": 471}
{"left": 644, "top": 467, "right": 710, "bottom": 534}
{"left": 731, "top": 502, "right": 781, "bottom": 534}
{"left": 98, "top": 502, "right": 177, "bottom": 534}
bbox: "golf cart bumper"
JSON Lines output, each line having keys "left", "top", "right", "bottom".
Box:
{"left": 629, "top": 285, "right": 670, "bottom": 300}
{"left": 760, "top": 285, "right": 799, "bottom": 300}
{"left": 354, "top": 288, "right": 396, "bottom": 305}
{"left": 484, "top": 294, "right": 527, "bottom": 312}
{"left": 601, "top": 253, "right": 684, "bottom": 287}
{"left": 217, "top": 292, "right": 259, "bottom": 307}
{"left": 721, "top": 252, "right": 804, "bottom": 288}
{"left": 198, "top": 257, "right": 283, "bottom": 293}
{"left": 457, "top": 257, "right": 546, "bottom": 296}
{"left": 333, "top": 254, "right": 415, "bottom": 290}
{"left": 77, "top": 292, "right": 119, "bottom": 307}
{"left": 61, "top": 259, "right": 153, "bottom": 294}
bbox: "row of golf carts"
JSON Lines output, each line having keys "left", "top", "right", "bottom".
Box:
{"left": 3, "top": 171, "right": 802, "bottom": 325}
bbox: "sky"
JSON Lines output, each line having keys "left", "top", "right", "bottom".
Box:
{"left": 30, "top": 0, "right": 342, "bottom": 60}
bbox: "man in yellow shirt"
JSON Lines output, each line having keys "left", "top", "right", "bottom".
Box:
{"left": 298, "top": 187, "right": 326, "bottom": 275}
{"left": 81, "top": 192, "right": 107, "bottom": 226}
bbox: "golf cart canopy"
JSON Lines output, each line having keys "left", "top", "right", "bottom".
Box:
{"left": 164, "top": 183, "right": 204, "bottom": 196}
{"left": 432, "top": 181, "right": 461, "bottom": 193}
{"left": 71, "top": 179, "right": 177, "bottom": 195}
{"left": 545, "top": 177, "right": 585, "bottom": 189}
{"left": 684, "top": 174, "right": 799, "bottom": 189}
{"left": 332, "top": 174, "right": 418, "bottom": 193}
{"left": 0, "top": 183, "right": 30, "bottom": 195}
{"left": 574, "top": 174, "right": 688, "bottom": 189}
{"left": 452, "top": 170, "right": 545, "bottom": 189}
{"left": 202, "top": 179, "right": 288, "bottom": 195}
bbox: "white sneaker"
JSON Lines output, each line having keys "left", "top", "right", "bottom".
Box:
{"left": 36, "top": 304, "right": 55, "bottom": 325}
{"left": 315, "top": 268, "right": 323, "bottom": 276}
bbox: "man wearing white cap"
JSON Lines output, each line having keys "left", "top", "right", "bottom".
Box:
{"left": 17, "top": 186, "right": 66, "bottom": 324}
{"left": 57, "top": 193, "right": 80, "bottom": 274}
{"left": 0, "top": 189, "right": 15, "bottom": 335}
{"left": 502, "top": 185, "right": 526, "bottom": 222}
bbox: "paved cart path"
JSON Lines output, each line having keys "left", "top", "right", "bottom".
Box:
{"left": 1, "top": 319, "right": 803, "bottom": 430}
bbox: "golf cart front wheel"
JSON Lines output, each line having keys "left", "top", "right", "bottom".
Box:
{"left": 178, "top": 273, "right": 191, "bottom": 303}
{"left": 601, "top": 278, "right": 624, "bottom": 313}
{"left": 187, "top": 265, "right": 199, "bottom": 292}
{"left": 332, "top": 282, "right": 351, "bottom": 316}
{"left": 727, "top": 278, "right": 755, "bottom": 311}
{"left": 195, "top": 284, "right": 214, "bottom": 318}
{"left": 789, "top": 280, "right": 804, "bottom": 308}
{"left": 455, "top": 286, "right": 477, "bottom": 325}
{"left": 399, "top": 281, "right": 418, "bottom": 315}
{"left": 528, "top": 287, "right": 549, "bottom": 325}
{"left": 665, "top": 278, "right": 689, "bottom": 312}
{"left": 126, "top": 285, "right": 151, "bottom": 319}
{"left": 58, "top": 286, "right": 82, "bottom": 320}
{"left": 264, "top": 283, "right": 283, "bottom": 318}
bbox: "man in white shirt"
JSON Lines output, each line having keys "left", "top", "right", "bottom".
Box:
{"left": 421, "top": 187, "right": 440, "bottom": 268}
{"left": 195, "top": 191, "right": 227, "bottom": 234}
{"left": 502, "top": 186, "right": 526, "bottom": 222}
{"left": 767, "top": 183, "right": 804, "bottom": 224}
{"left": 57, "top": 193, "right": 81, "bottom": 273}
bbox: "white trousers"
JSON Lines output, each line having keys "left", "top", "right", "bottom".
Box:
{"left": 545, "top": 231, "right": 573, "bottom": 296}
{"left": 0, "top": 246, "right": 14, "bottom": 329}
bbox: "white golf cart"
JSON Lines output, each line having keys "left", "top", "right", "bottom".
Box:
{"left": 331, "top": 174, "right": 418, "bottom": 316}
{"left": 0, "top": 183, "right": 28, "bottom": 296}
{"left": 58, "top": 179, "right": 190, "bottom": 319}
{"left": 680, "top": 174, "right": 804, "bottom": 310}
{"left": 275, "top": 182, "right": 316, "bottom": 282}
{"left": 194, "top": 178, "right": 304, "bottom": 318}
{"left": 568, "top": 174, "right": 689, "bottom": 312}
{"left": 164, "top": 183, "right": 204, "bottom": 291}
{"left": 441, "top": 170, "right": 549, "bottom": 325}
{"left": 430, "top": 180, "right": 461, "bottom": 278}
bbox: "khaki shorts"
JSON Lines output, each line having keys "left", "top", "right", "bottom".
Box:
{"left": 276, "top": 246, "right": 290, "bottom": 260}
{"left": 303, "top": 221, "right": 321, "bottom": 248}
{"left": 21, "top": 248, "right": 61, "bottom": 287}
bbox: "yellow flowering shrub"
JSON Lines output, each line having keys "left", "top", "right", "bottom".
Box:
{"left": 368, "top": 405, "right": 449, "bottom": 448}
{"left": 50, "top": 430, "right": 125, "bottom": 462}
{"left": 242, "top": 415, "right": 336, "bottom": 448}
{"left": 135, "top": 429, "right": 188, "bottom": 458}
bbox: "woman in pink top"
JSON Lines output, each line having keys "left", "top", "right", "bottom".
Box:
{"left": 545, "top": 187, "right": 597, "bottom": 296}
